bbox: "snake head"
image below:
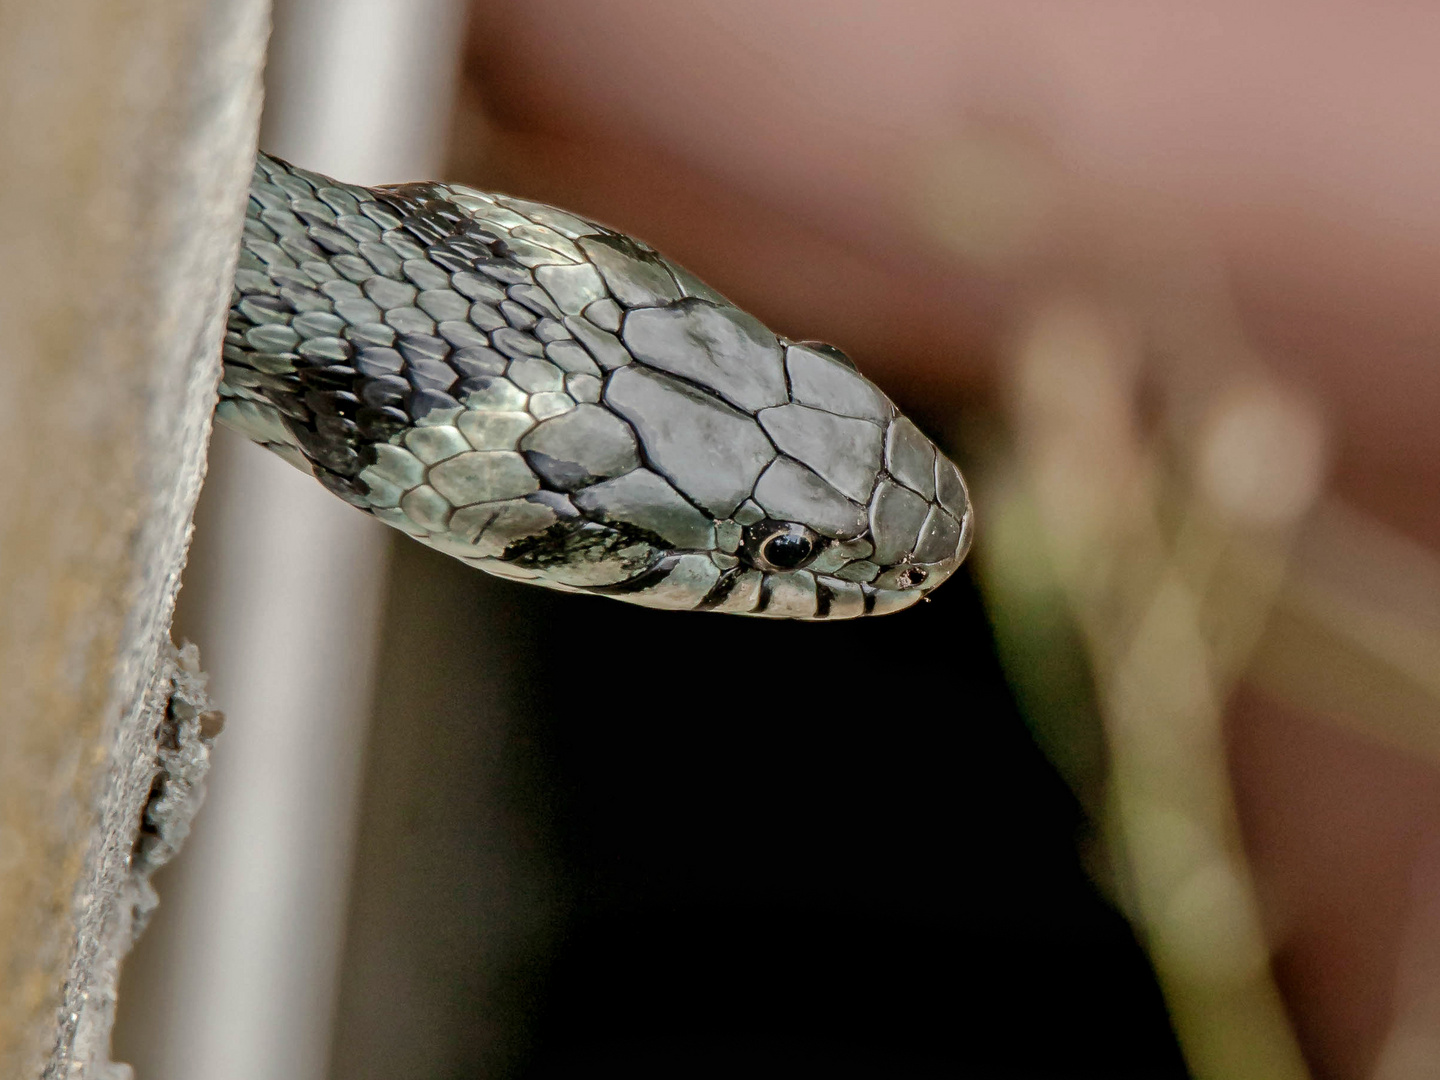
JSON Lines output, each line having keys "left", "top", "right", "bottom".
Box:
{"left": 484, "top": 335, "right": 973, "bottom": 619}
{"left": 221, "top": 155, "right": 972, "bottom": 619}
{"left": 461, "top": 328, "right": 973, "bottom": 619}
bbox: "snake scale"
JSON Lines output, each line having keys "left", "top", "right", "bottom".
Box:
{"left": 218, "top": 152, "right": 972, "bottom": 618}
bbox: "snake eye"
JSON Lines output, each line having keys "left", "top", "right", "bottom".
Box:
{"left": 743, "top": 521, "right": 821, "bottom": 571}
{"left": 763, "top": 531, "right": 815, "bottom": 569}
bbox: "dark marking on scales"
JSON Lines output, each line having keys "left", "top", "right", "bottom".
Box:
{"left": 502, "top": 518, "right": 666, "bottom": 576}
{"left": 696, "top": 566, "right": 746, "bottom": 612}
{"left": 587, "top": 555, "right": 685, "bottom": 597}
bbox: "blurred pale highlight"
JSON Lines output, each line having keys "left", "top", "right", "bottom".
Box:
{"left": 1197, "top": 383, "right": 1326, "bottom": 530}
{"left": 915, "top": 131, "right": 1061, "bottom": 267}
{"left": 965, "top": 208, "right": 1440, "bottom": 1080}
{"left": 982, "top": 287, "right": 1316, "bottom": 1079}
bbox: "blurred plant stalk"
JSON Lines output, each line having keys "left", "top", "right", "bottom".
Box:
{"left": 933, "top": 128, "right": 1325, "bottom": 1069}
{"left": 991, "top": 289, "right": 1323, "bottom": 1080}
{"left": 975, "top": 278, "right": 1440, "bottom": 1079}
{"left": 911, "top": 115, "right": 1440, "bottom": 1077}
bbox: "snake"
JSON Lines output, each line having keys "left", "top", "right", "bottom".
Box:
{"left": 218, "top": 152, "right": 972, "bottom": 619}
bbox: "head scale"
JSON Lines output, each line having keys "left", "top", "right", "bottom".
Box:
{"left": 220, "top": 153, "right": 972, "bottom": 620}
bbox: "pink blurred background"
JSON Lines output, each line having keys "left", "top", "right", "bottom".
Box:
{"left": 449, "top": 5, "right": 1440, "bottom": 1076}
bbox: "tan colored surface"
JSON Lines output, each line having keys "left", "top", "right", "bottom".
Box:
{"left": 0, "top": 1, "right": 266, "bottom": 1075}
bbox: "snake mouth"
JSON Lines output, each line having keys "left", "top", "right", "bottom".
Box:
{"left": 590, "top": 559, "right": 768, "bottom": 613}
{"left": 555, "top": 551, "right": 946, "bottom": 619}
{"left": 584, "top": 553, "right": 687, "bottom": 596}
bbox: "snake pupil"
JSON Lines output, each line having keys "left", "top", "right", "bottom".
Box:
{"left": 744, "top": 521, "right": 823, "bottom": 571}
{"left": 762, "top": 531, "right": 814, "bottom": 570}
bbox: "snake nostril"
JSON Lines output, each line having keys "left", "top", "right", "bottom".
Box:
{"left": 895, "top": 566, "right": 927, "bottom": 589}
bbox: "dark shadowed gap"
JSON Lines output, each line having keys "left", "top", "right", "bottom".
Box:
{"left": 329, "top": 539, "right": 1189, "bottom": 1078}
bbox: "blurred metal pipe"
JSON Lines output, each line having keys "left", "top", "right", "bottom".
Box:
{"left": 118, "top": 2, "right": 465, "bottom": 1079}
{"left": 265, "top": 0, "right": 466, "bottom": 185}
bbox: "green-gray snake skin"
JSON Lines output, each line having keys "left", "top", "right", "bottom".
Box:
{"left": 219, "top": 152, "right": 972, "bottom": 618}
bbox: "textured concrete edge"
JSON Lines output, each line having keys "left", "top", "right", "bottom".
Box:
{"left": 46, "top": 646, "right": 223, "bottom": 1080}
{"left": 28, "top": 3, "right": 270, "bottom": 1077}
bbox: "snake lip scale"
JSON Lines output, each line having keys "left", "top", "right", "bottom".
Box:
{"left": 218, "top": 152, "right": 972, "bottom": 619}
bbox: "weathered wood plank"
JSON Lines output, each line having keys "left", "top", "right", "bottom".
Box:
{"left": 0, "top": 1, "right": 268, "bottom": 1075}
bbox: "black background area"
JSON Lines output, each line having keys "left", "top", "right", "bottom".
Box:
{"left": 328, "top": 538, "right": 1190, "bottom": 1079}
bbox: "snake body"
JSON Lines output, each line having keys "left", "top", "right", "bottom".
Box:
{"left": 219, "top": 152, "right": 971, "bottom": 618}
